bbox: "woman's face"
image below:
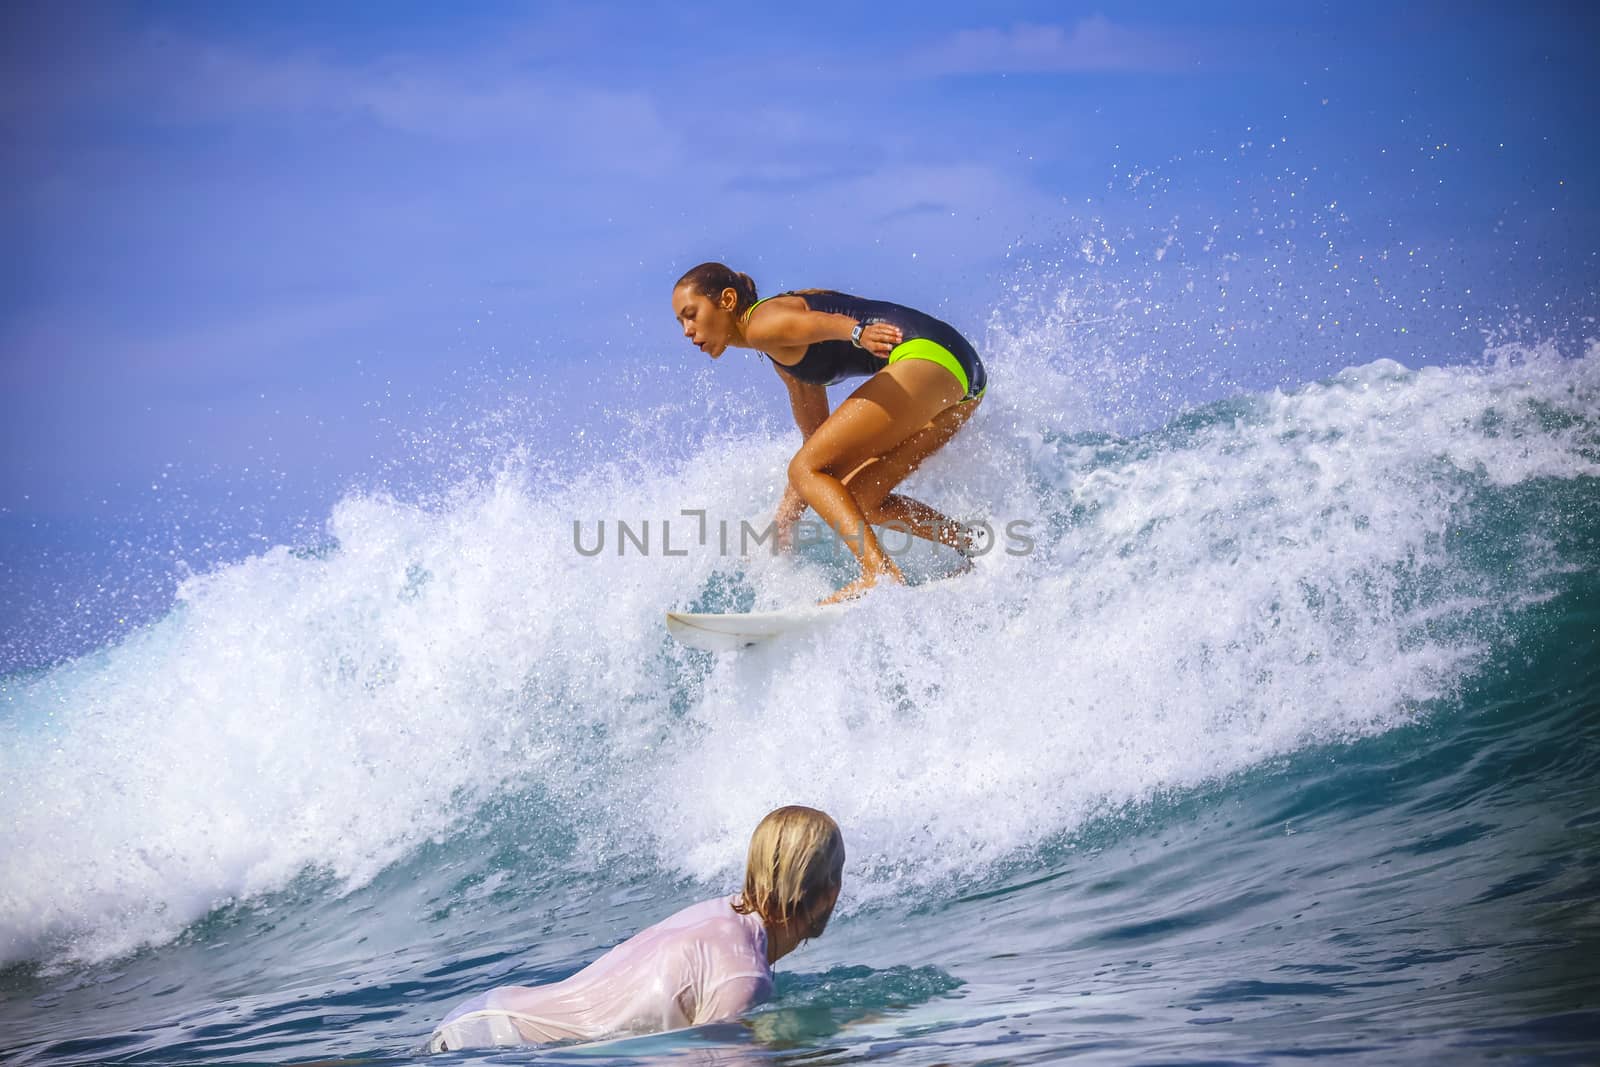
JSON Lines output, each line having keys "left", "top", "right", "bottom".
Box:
{"left": 672, "top": 283, "right": 738, "bottom": 358}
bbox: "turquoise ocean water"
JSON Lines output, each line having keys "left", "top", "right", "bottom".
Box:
{"left": 1, "top": 342, "right": 1597, "bottom": 1064}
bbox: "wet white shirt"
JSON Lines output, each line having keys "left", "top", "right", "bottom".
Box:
{"left": 429, "top": 895, "right": 772, "bottom": 1051}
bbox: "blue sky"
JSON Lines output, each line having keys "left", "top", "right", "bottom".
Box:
{"left": 1, "top": 1, "right": 1596, "bottom": 665}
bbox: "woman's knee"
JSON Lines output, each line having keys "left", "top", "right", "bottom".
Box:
{"left": 788, "top": 449, "right": 824, "bottom": 485}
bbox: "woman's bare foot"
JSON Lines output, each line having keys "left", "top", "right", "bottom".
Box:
{"left": 819, "top": 559, "right": 905, "bottom": 605}
{"left": 819, "top": 575, "right": 874, "bottom": 605}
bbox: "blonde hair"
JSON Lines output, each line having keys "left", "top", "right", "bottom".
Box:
{"left": 732, "top": 806, "right": 845, "bottom": 933}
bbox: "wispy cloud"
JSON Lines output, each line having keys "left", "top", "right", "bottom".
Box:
{"left": 718, "top": 161, "right": 1058, "bottom": 254}
{"left": 1, "top": 292, "right": 390, "bottom": 393}
{"left": 174, "top": 42, "right": 677, "bottom": 161}
{"left": 913, "top": 15, "right": 1200, "bottom": 76}
{"left": 2, "top": 19, "right": 683, "bottom": 177}
{"left": 722, "top": 166, "right": 876, "bottom": 195}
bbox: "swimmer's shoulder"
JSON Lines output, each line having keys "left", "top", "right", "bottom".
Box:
{"left": 743, "top": 292, "right": 810, "bottom": 326}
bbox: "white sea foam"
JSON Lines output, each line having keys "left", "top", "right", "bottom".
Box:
{"left": 0, "top": 336, "right": 1594, "bottom": 967}
{"left": 655, "top": 341, "right": 1599, "bottom": 900}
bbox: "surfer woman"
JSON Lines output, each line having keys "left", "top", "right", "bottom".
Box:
{"left": 427, "top": 806, "right": 845, "bottom": 1051}
{"left": 672, "top": 263, "right": 987, "bottom": 603}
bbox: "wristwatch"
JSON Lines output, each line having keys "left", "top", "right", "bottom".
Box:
{"left": 850, "top": 321, "right": 867, "bottom": 348}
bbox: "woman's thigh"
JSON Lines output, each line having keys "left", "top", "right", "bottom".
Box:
{"left": 793, "top": 358, "right": 964, "bottom": 480}
{"left": 842, "top": 395, "right": 982, "bottom": 511}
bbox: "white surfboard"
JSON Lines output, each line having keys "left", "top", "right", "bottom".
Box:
{"left": 664, "top": 603, "right": 851, "bottom": 652}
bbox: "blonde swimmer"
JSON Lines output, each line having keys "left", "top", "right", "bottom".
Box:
{"left": 428, "top": 807, "right": 845, "bottom": 1051}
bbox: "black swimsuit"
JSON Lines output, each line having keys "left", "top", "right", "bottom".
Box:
{"left": 751, "top": 290, "right": 987, "bottom": 402}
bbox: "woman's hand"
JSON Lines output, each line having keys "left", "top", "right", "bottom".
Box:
{"left": 773, "top": 483, "right": 808, "bottom": 552}
{"left": 855, "top": 321, "right": 903, "bottom": 357}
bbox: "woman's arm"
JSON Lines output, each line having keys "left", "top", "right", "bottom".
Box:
{"left": 694, "top": 974, "right": 773, "bottom": 1027}
{"left": 745, "top": 302, "right": 855, "bottom": 349}
{"left": 772, "top": 367, "right": 827, "bottom": 548}
{"left": 746, "top": 300, "right": 903, "bottom": 357}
